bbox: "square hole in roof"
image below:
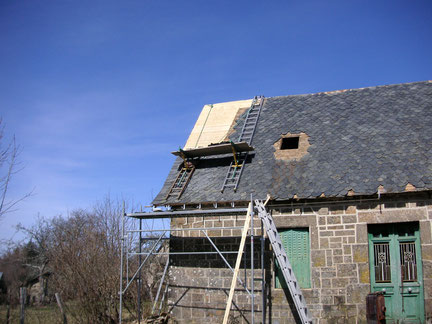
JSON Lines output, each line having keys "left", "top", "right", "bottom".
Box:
{"left": 280, "top": 137, "right": 299, "bottom": 150}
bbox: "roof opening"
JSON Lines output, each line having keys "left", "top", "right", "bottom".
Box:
{"left": 280, "top": 137, "right": 299, "bottom": 150}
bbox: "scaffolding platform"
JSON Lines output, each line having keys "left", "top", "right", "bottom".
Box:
{"left": 171, "top": 141, "right": 254, "bottom": 158}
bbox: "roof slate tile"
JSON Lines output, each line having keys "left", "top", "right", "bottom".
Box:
{"left": 153, "top": 81, "right": 432, "bottom": 205}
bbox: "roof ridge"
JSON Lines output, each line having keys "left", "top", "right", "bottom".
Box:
{"left": 269, "top": 80, "right": 432, "bottom": 100}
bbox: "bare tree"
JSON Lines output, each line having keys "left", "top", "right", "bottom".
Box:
{"left": 0, "top": 244, "right": 28, "bottom": 305}
{"left": 16, "top": 218, "right": 53, "bottom": 305}
{"left": 0, "top": 119, "right": 31, "bottom": 221}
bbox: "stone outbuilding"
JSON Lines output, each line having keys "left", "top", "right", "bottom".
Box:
{"left": 151, "top": 81, "right": 432, "bottom": 323}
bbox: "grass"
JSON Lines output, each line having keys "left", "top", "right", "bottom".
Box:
{"left": 0, "top": 304, "right": 62, "bottom": 324}
{"left": 0, "top": 302, "right": 151, "bottom": 323}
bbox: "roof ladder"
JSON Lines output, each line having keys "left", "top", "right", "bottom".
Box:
{"left": 221, "top": 96, "right": 264, "bottom": 192}
{"left": 166, "top": 166, "right": 195, "bottom": 199}
{"left": 166, "top": 150, "right": 196, "bottom": 199}
{"left": 255, "top": 200, "right": 313, "bottom": 324}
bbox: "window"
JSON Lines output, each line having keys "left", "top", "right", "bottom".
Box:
{"left": 373, "top": 242, "right": 391, "bottom": 282}
{"left": 280, "top": 136, "right": 299, "bottom": 150}
{"left": 400, "top": 242, "right": 417, "bottom": 281}
{"left": 275, "top": 228, "right": 311, "bottom": 289}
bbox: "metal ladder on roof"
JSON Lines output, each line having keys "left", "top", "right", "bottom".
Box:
{"left": 255, "top": 200, "right": 313, "bottom": 324}
{"left": 221, "top": 96, "right": 264, "bottom": 192}
{"left": 166, "top": 165, "right": 195, "bottom": 199}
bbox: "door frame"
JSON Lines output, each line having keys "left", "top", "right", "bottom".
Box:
{"left": 368, "top": 222, "right": 425, "bottom": 323}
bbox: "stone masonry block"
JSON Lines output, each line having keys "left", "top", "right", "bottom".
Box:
{"left": 425, "top": 299, "right": 432, "bottom": 323}
{"left": 321, "top": 268, "right": 337, "bottom": 278}
{"left": 422, "top": 244, "right": 432, "bottom": 261}
{"left": 358, "top": 208, "right": 426, "bottom": 224}
{"left": 322, "top": 279, "right": 331, "bottom": 289}
{"left": 320, "top": 231, "right": 334, "bottom": 237}
{"left": 420, "top": 220, "right": 432, "bottom": 244}
{"left": 311, "top": 225, "right": 319, "bottom": 249}
{"left": 346, "top": 284, "right": 370, "bottom": 304}
{"left": 312, "top": 249, "right": 326, "bottom": 267}
{"left": 328, "top": 225, "right": 344, "bottom": 230}
{"left": 346, "top": 205, "right": 357, "bottom": 214}
{"left": 343, "top": 244, "right": 351, "bottom": 255}
{"left": 333, "top": 249, "right": 343, "bottom": 256}
{"left": 353, "top": 244, "right": 369, "bottom": 263}
{"left": 343, "top": 215, "right": 357, "bottom": 224}
{"left": 318, "top": 207, "right": 329, "bottom": 215}
{"left": 423, "top": 278, "right": 432, "bottom": 299}
{"left": 326, "top": 253, "right": 333, "bottom": 266}
{"left": 332, "top": 278, "right": 349, "bottom": 288}
{"left": 337, "top": 263, "right": 357, "bottom": 277}
{"left": 330, "top": 242, "right": 342, "bottom": 249}
{"left": 356, "top": 224, "right": 367, "bottom": 243}
{"left": 423, "top": 260, "right": 432, "bottom": 282}
{"left": 333, "top": 256, "right": 344, "bottom": 263}
{"left": 335, "top": 230, "right": 355, "bottom": 236}
{"left": 328, "top": 216, "right": 342, "bottom": 224}
{"left": 320, "top": 238, "right": 329, "bottom": 249}
{"left": 312, "top": 268, "right": 321, "bottom": 288}
{"left": 344, "top": 256, "right": 353, "bottom": 263}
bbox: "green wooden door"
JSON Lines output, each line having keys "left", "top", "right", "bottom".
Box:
{"left": 275, "top": 228, "right": 311, "bottom": 289}
{"left": 368, "top": 223, "right": 425, "bottom": 323}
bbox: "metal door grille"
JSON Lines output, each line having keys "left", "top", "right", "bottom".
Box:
{"left": 400, "top": 242, "right": 417, "bottom": 281}
{"left": 374, "top": 243, "right": 391, "bottom": 282}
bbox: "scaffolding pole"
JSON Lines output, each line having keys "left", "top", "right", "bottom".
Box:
{"left": 261, "top": 221, "right": 266, "bottom": 324}
{"left": 119, "top": 201, "right": 267, "bottom": 323}
{"left": 138, "top": 218, "right": 142, "bottom": 324}
{"left": 119, "top": 204, "right": 125, "bottom": 324}
{"left": 251, "top": 195, "right": 255, "bottom": 324}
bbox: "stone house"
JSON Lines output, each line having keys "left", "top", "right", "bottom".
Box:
{"left": 151, "top": 81, "right": 432, "bottom": 323}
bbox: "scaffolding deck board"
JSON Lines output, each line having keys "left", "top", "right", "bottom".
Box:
{"left": 127, "top": 207, "right": 249, "bottom": 219}
{"left": 171, "top": 142, "right": 254, "bottom": 158}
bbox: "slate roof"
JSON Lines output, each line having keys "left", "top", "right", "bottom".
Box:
{"left": 153, "top": 81, "right": 432, "bottom": 205}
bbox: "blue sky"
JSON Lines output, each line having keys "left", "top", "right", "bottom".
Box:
{"left": 1, "top": 0, "right": 431, "bottom": 241}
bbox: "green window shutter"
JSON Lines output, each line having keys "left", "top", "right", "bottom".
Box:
{"left": 275, "top": 228, "right": 311, "bottom": 289}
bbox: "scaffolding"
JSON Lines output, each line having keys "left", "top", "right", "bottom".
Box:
{"left": 118, "top": 200, "right": 267, "bottom": 324}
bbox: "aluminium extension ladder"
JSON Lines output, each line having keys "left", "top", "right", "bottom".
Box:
{"left": 166, "top": 166, "right": 195, "bottom": 199}
{"left": 221, "top": 96, "right": 264, "bottom": 192}
{"left": 255, "top": 200, "right": 313, "bottom": 324}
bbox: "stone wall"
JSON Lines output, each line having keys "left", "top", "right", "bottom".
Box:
{"left": 166, "top": 193, "right": 432, "bottom": 323}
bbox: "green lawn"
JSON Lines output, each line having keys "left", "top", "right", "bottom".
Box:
{"left": 0, "top": 304, "right": 62, "bottom": 324}
{"left": 0, "top": 303, "right": 152, "bottom": 323}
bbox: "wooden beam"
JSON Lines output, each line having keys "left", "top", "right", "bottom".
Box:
{"left": 223, "top": 203, "right": 252, "bottom": 324}
{"left": 171, "top": 142, "right": 254, "bottom": 158}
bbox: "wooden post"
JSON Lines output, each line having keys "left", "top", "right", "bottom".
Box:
{"left": 55, "top": 293, "right": 68, "bottom": 324}
{"left": 20, "top": 287, "right": 26, "bottom": 324}
{"left": 6, "top": 302, "right": 10, "bottom": 324}
{"left": 223, "top": 203, "right": 252, "bottom": 324}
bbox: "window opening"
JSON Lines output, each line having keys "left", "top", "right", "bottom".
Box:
{"left": 400, "top": 242, "right": 417, "bottom": 281}
{"left": 374, "top": 242, "right": 391, "bottom": 282}
{"left": 280, "top": 137, "right": 299, "bottom": 150}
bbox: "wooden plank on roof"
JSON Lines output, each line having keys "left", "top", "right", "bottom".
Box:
{"left": 171, "top": 142, "right": 254, "bottom": 158}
